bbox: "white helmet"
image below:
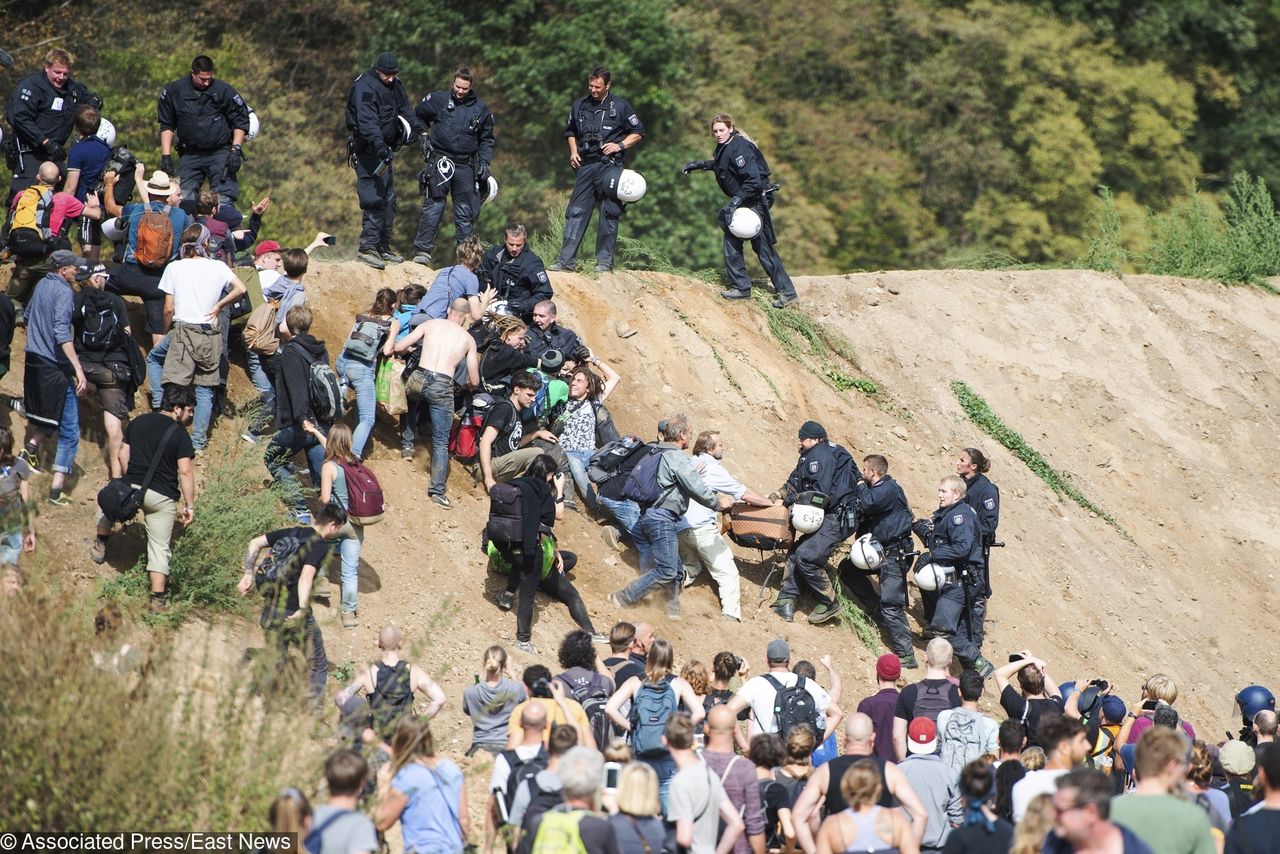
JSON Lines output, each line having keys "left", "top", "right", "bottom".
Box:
{"left": 397, "top": 115, "right": 413, "bottom": 147}
{"left": 848, "top": 534, "right": 885, "bottom": 572}
{"left": 95, "top": 118, "right": 116, "bottom": 147}
{"left": 729, "top": 207, "right": 762, "bottom": 239}
{"left": 791, "top": 504, "right": 824, "bottom": 535}
{"left": 486, "top": 175, "right": 498, "bottom": 203}
{"left": 913, "top": 562, "right": 951, "bottom": 592}
{"left": 246, "top": 109, "right": 260, "bottom": 142}
{"left": 102, "top": 217, "right": 127, "bottom": 242}
{"left": 488, "top": 299, "right": 512, "bottom": 317}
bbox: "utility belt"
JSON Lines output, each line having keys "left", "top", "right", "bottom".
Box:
{"left": 883, "top": 535, "right": 915, "bottom": 559}
{"left": 175, "top": 140, "right": 229, "bottom": 157}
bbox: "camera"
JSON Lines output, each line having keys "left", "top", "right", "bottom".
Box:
{"left": 1008, "top": 653, "right": 1025, "bottom": 663}
{"left": 532, "top": 677, "right": 553, "bottom": 699}
{"left": 1088, "top": 679, "right": 1110, "bottom": 692}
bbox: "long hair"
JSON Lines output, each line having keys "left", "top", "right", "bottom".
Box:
{"left": 568, "top": 366, "right": 603, "bottom": 401}
{"left": 324, "top": 422, "right": 356, "bottom": 465}
{"left": 644, "top": 638, "right": 674, "bottom": 684}
{"left": 388, "top": 715, "right": 435, "bottom": 780}
{"left": 711, "top": 112, "right": 756, "bottom": 146}
{"left": 0, "top": 426, "right": 15, "bottom": 467}
{"left": 370, "top": 287, "right": 398, "bottom": 317}
{"left": 179, "top": 223, "right": 210, "bottom": 259}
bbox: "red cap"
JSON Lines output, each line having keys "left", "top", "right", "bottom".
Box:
{"left": 253, "top": 239, "right": 282, "bottom": 258}
{"left": 876, "top": 653, "right": 901, "bottom": 682}
{"left": 907, "top": 717, "right": 938, "bottom": 754}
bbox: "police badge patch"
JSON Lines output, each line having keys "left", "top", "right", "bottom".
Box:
{"left": 984, "top": 498, "right": 995, "bottom": 510}
{"left": 628, "top": 114, "right": 639, "bottom": 126}
{"left": 808, "top": 461, "right": 819, "bottom": 474}
{"left": 952, "top": 514, "right": 964, "bottom": 525}
{"left": 537, "top": 272, "right": 548, "bottom": 283}
{"left": 735, "top": 155, "right": 746, "bottom": 168}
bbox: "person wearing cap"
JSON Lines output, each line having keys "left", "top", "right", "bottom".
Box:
{"left": 411, "top": 66, "right": 496, "bottom": 267}
{"left": 73, "top": 260, "right": 141, "bottom": 477}
{"left": 858, "top": 654, "right": 904, "bottom": 762}
{"left": 156, "top": 55, "right": 251, "bottom": 204}
{"left": 1223, "top": 742, "right": 1280, "bottom": 852}
{"left": 478, "top": 224, "right": 553, "bottom": 324}
{"left": 726, "top": 639, "right": 841, "bottom": 740}
{"left": 19, "top": 248, "right": 87, "bottom": 505}
{"left": 768, "top": 420, "right": 858, "bottom": 625}
{"left": 899, "top": 717, "right": 963, "bottom": 851}
{"left": 1218, "top": 738, "right": 1259, "bottom": 820}
{"left": 417, "top": 235, "right": 493, "bottom": 321}
{"left": 103, "top": 163, "right": 193, "bottom": 345}
{"left": 1110, "top": 726, "right": 1215, "bottom": 854}
{"left": 606, "top": 413, "right": 732, "bottom": 621}
{"left": 345, "top": 52, "right": 423, "bottom": 270}
{"left": 546, "top": 66, "right": 646, "bottom": 275}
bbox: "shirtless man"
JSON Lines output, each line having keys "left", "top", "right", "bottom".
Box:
{"left": 394, "top": 297, "right": 479, "bottom": 508}
{"left": 333, "top": 625, "right": 448, "bottom": 745}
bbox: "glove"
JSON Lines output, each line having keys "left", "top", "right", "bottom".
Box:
{"left": 226, "top": 145, "right": 243, "bottom": 177}
{"left": 376, "top": 146, "right": 392, "bottom": 163}
{"left": 730, "top": 196, "right": 742, "bottom": 208}
{"left": 681, "top": 160, "right": 707, "bottom": 176}
{"left": 476, "top": 161, "right": 490, "bottom": 182}
{"left": 160, "top": 154, "right": 175, "bottom": 174}
{"left": 44, "top": 140, "right": 66, "bottom": 162}
{"left": 418, "top": 133, "right": 431, "bottom": 162}
{"left": 83, "top": 92, "right": 104, "bottom": 111}
{"left": 718, "top": 204, "right": 734, "bottom": 227}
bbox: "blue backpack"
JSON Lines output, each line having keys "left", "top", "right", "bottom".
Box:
{"left": 622, "top": 446, "right": 670, "bottom": 509}
{"left": 629, "top": 675, "right": 678, "bottom": 757}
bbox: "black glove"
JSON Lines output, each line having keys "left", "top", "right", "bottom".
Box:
{"left": 226, "top": 145, "right": 243, "bottom": 177}
{"left": 83, "top": 92, "right": 104, "bottom": 111}
{"left": 44, "top": 140, "right": 66, "bottom": 162}
{"left": 718, "top": 205, "right": 734, "bottom": 227}
{"left": 418, "top": 133, "right": 431, "bottom": 162}
{"left": 681, "top": 160, "right": 708, "bottom": 176}
{"left": 476, "top": 161, "right": 490, "bottom": 182}
{"left": 160, "top": 154, "right": 175, "bottom": 174}
{"left": 376, "top": 146, "right": 392, "bottom": 163}
{"left": 730, "top": 196, "right": 743, "bottom": 208}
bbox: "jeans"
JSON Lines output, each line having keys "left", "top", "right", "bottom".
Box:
{"left": 265, "top": 424, "right": 326, "bottom": 514}
{"left": 640, "top": 752, "right": 676, "bottom": 814}
{"left": 0, "top": 529, "right": 21, "bottom": 565}
{"left": 400, "top": 398, "right": 420, "bottom": 451}
{"left": 615, "top": 514, "right": 680, "bottom": 607}
{"left": 147, "top": 335, "right": 214, "bottom": 448}
{"left": 246, "top": 350, "right": 276, "bottom": 414}
{"left": 337, "top": 355, "right": 377, "bottom": 459}
{"left": 337, "top": 521, "right": 364, "bottom": 614}
{"left": 422, "top": 371, "right": 454, "bottom": 496}
{"left": 598, "top": 496, "right": 653, "bottom": 573}
{"left": 53, "top": 382, "right": 79, "bottom": 475}
{"left": 268, "top": 612, "right": 328, "bottom": 703}
{"left": 564, "top": 449, "right": 597, "bottom": 510}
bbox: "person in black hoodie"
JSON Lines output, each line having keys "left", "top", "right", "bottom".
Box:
{"left": 479, "top": 316, "right": 559, "bottom": 395}
{"left": 265, "top": 304, "right": 329, "bottom": 522}
{"left": 492, "top": 453, "right": 599, "bottom": 655}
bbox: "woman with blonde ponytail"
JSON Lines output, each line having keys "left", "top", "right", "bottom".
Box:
{"left": 461, "top": 644, "right": 527, "bottom": 755}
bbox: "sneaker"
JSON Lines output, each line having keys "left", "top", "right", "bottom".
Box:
{"left": 341, "top": 611, "right": 359, "bottom": 629}
{"left": 9, "top": 398, "right": 26, "bottom": 417}
{"left": 240, "top": 432, "right": 259, "bottom": 445}
{"left": 546, "top": 262, "right": 570, "bottom": 272}
{"left": 412, "top": 253, "right": 433, "bottom": 265}
{"left": 607, "top": 592, "right": 625, "bottom": 610}
{"left": 401, "top": 446, "right": 414, "bottom": 461}
{"left": 515, "top": 640, "right": 538, "bottom": 654}
{"left": 380, "top": 251, "right": 404, "bottom": 264}
{"left": 312, "top": 577, "right": 332, "bottom": 599}
{"left": 771, "top": 293, "right": 798, "bottom": 309}
{"left": 295, "top": 511, "right": 313, "bottom": 525}
{"left": 601, "top": 526, "right": 623, "bottom": 552}
{"left": 681, "top": 570, "right": 696, "bottom": 589}
{"left": 497, "top": 590, "right": 515, "bottom": 611}
{"left": 665, "top": 598, "right": 681, "bottom": 621}
{"left": 720, "top": 289, "right": 750, "bottom": 301}
{"left": 47, "top": 493, "right": 73, "bottom": 507}
{"left": 564, "top": 500, "right": 579, "bottom": 512}
{"left": 898, "top": 654, "right": 919, "bottom": 670}
{"left": 594, "top": 264, "right": 612, "bottom": 274}
{"left": 89, "top": 539, "right": 106, "bottom": 564}
{"left": 430, "top": 494, "right": 452, "bottom": 509}
{"left": 356, "top": 250, "right": 386, "bottom": 270}
{"left": 19, "top": 447, "right": 41, "bottom": 473}
{"left": 972, "top": 656, "right": 995, "bottom": 679}
{"left": 590, "top": 632, "right": 609, "bottom": 645}
{"left": 807, "top": 603, "right": 842, "bottom": 625}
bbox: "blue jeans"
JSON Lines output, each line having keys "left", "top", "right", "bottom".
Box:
{"left": 615, "top": 514, "right": 680, "bottom": 606}
{"left": 246, "top": 350, "right": 275, "bottom": 410}
{"left": 147, "top": 336, "right": 214, "bottom": 448}
{"left": 564, "top": 449, "right": 597, "bottom": 510}
{"left": 640, "top": 752, "right": 675, "bottom": 814}
{"left": 0, "top": 529, "right": 21, "bottom": 565}
{"left": 337, "top": 355, "right": 376, "bottom": 459}
{"left": 337, "top": 522, "right": 364, "bottom": 614}
{"left": 265, "top": 424, "right": 326, "bottom": 514}
{"left": 422, "top": 370, "right": 454, "bottom": 496}
{"left": 598, "top": 496, "right": 653, "bottom": 573}
{"left": 400, "top": 398, "right": 421, "bottom": 451}
{"left": 53, "top": 382, "right": 79, "bottom": 475}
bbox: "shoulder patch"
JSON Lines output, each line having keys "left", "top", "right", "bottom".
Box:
{"left": 233, "top": 94, "right": 244, "bottom": 105}
{"left": 735, "top": 154, "right": 746, "bottom": 168}
{"left": 536, "top": 272, "right": 548, "bottom": 283}
{"left": 628, "top": 114, "right": 639, "bottom": 126}
{"left": 984, "top": 498, "right": 995, "bottom": 510}
{"left": 952, "top": 514, "right": 965, "bottom": 526}
{"left": 426, "top": 92, "right": 433, "bottom": 100}
{"left": 808, "top": 461, "right": 819, "bottom": 474}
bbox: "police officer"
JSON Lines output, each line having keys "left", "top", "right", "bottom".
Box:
{"left": 683, "top": 113, "right": 797, "bottom": 309}
{"left": 917, "top": 475, "right": 992, "bottom": 676}
{"left": 478, "top": 223, "right": 552, "bottom": 323}
{"left": 5, "top": 48, "right": 101, "bottom": 203}
{"left": 345, "top": 52, "right": 422, "bottom": 270}
{"left": 769, "top": 420, "right": 859, "bottom": 625}
{"left": 156, "top": 56, "right": 250, "bottom": 204}
{"left": 840, "top": 454, "right": 917, "bottom": 667}
{"left": 546, "top": 67, "right": 645, "bottom": 275}
{"left": 411, "top": 66, "right": 495, "bottom": 266}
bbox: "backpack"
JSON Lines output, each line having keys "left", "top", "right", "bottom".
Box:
{"left": 303, "top": 809, "right": 352, "bottom": 854}
{"left": 369, "top": 660, "right": 414, "bottom": 740}
{"left": 449, "top": 393, "right": 495, "bottom": 463}
{"left": 500, "top": 747, "right": 549, "bottom": 821}
{"left": 621, "top": 445, "right": 670, "bottom": 509}
{"left": 519, "top": 778, "right": 567, "bottom": 854}
{"left": 530, "top": 808, "right": 589, "bottom": 854}
{"left": 563, "top": 671, "right": 616, "bottom": 752}
{"left": 134, "top": 205, "right": 175, "bottom": 269}
{"left": 587, "top": 436, "right": 647, "bottom": 485}
{"left": 77, "top": 291, "right": 120, "bottom": 353}
{"left": 228, "top": 266, "right": 263, "bottom": 323}
{"left": 292, "top": 343, "right": 344, "bottom": 422}
{"left": 486, "top": 481, "right": 528, "bottom": 546}
{"left": 7, "top": 185, "right": 54, "bottom": 257}
{"left": 335, "top": 458, "right": 384, "bottom": 525}
{"left": 911, "top": 681, "right": 955, "bottom": 723}
{"left": 629, "top": 676, "right": 678, "bottom": 757}
{"left": 764, "top": 674, "right": 819, "bottom": 740}
{"left": 242, "top": 299, "right": 282, "bottom": 355}
{"left": 939, "top": 710, "right": 987, "bottom": 775}
{"left": 343, "top": 314, "right": 387, "bottom": 364}
{"left": 253, "top": 531, "right": 312, "bottom": 592}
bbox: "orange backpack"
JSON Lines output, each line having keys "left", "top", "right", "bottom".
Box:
{"left": 134, "top": 205, "right": 174, "bottom": 269}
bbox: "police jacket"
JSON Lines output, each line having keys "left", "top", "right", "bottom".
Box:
{"left": 856, "top": 475, "right": 913, "bottom": 545}
{"left": 562, "top": 92, "right": 645, "bottom": 164}
{"left": 415, "top": 90, "right": 494, "bottom": 162}
{"left": 781, "top": 440, "right": 857, "bottom": 511}
{"left": 478, "top": 245, "right": 552, "bottom": 319}
{"left": 928, "top": 501, "right": 983, "bottom": 568}
{"left": 713, "top": 133, "right": 770, "bottom": 206}
{"left": 345, "top": 70, "right": 421, "bottom": 153}
{"left": 6, "top": 71, "right": 100, "bottom": 151}
{"left": 963, "top": 473, "right": 1000, "bottom": 541}
{"left": 157, "top": 76, "right": 250, "bottom": 152}
{"left": 525, "top": 322, "right": 589, "bottom": 364}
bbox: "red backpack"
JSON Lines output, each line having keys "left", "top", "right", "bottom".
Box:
{"left": 449, "top": 393, "right": 496, "bottom": 463}
{"left": 336, "top": 459, "right": 384, "bottom": 525}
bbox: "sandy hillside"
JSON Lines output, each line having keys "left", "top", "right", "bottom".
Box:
{"left": 6, "top": 260, "right": 1277, "bottom": 825}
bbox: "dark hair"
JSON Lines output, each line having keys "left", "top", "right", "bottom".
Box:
{"left": 792, "top": 660, "right": 816, "bottom": 680}
{"left": 959, "top": 669, "right": 985, "bottom": 702}
{"left": 589, "top": 66, "right": 611, "bottom": 85}
{"left": 1017, "top": 665, "right": 1045, "bottom": 697}
{"left": 512, "top": 371, "right": 543, "bottom": 393}
{"left": 454, "top": 65, "right": 474, "bottom": 83}
{"left": 998, "top": 719, "right": 1026, "bottom": 754}
{"left": 324, "top": 749, "right": 368, "bottom": 797}
{"left": 522, "top": 664, "right": 553, "bottom": 689}
{"left": 283, "top": 248, "right": 309, "bottom": 279}
{"left": 370, "top": 287, "right": 398, "bottom": 316}
{"left": 785, "top": 725, "right": 816, "bottom": 763}
{"left": 558, "top": 629, "right": 596, "bottom": 671}
{"left": 523, "top": 453, "right": 559, "bottom": 482}
{"left": 863, "top": 454, "right": 889, "bottom": 476}
{"left": 748, "top": 733, "right": 786, "bottom": 769}
{"left": 314, "top": 503, "right": 349, "bottom": 528}
{"left": 285, "top": 304, "right": 313, "bottom": 335}
{"left": 74, "top": 105, "right": 100, "bottom": 138}
{"left": 400, "top": 283, "right": 427, "bottom": 304}
{"left": 963, "top": 447, "right": 991, "bottom": 474}
{"left": 549, "top": 723, "right": 579, "bottom": 757}
{"left": 161, "top": 383, "right": 197, "bottom": 412}
{"left": 959, "top": 757, "right": 995, "bottom": 801}
{"left": 1037, "top": 712, "right": 1085, "bottom": 755}
{"left": 179, "top": 223, "right": 206, "bottom": 258}
{"left": 0, "top": 427, "right": 15, "bottom": 467}
{"left": 664, "top": 712, "right": 693, "bottom": 750}
{"left": 191, "top": 55, "right": 215, "bottom": 74}
{"left": 712, "top": 651, "right": 738, "bottom": 682}
{"left": 1056, "top": 768, "right": 1113, "bottom": 819}
{"left": 196, "top": 190, "right": 220, "bottom": 216}
{"left": 1260, "top": 742, "right": 1280, "bottom": 791}
{"left": 568, "top": 366, "right": 603, "bottom": 400}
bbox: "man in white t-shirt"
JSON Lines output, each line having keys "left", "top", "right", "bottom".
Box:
{"left": 726, "top": 639, "right": 840, "bottom": 738}
{"left": 145, "top": 224, "right": 244, "bottom": 452}
{"left": 679, "top": 430, "right": 773, "bottom": 622}
{"left": 1011, "top": 712, "right": 1089, "bottom": 821}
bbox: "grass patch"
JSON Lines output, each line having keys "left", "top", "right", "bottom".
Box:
{"left": 830, "top": 566, "right": 880, "bottom": 652}
{"left": 827, "top": 368, "right": 880, "bottom": 396}
{"left": 1074, "top": 185, "right": 1126, "bottom": 274}
{"left": 950, "top": 381, "right": 1129, "bottom": 538}
{"left": 755, "top": 294, "right": 886, "bottom": 402}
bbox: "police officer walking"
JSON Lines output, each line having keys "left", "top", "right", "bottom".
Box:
{"left": 683, "top": 114, "right": 797, "bottom": 309}
{"left": 4, "top": 48, "right": 101, "bottom": 204}
{"left": 157, "top": 55, "right": 251, "bottom": 204}
{"left": 770, "top": 421, "right": 859, "bottom": 625}
{"left": 345, "top": 52, "right": 422, "bottom": 270}
{"left": 411, "top": 66, "right": 494, "bottom": 266}
{"left": 478, "top": 223, "right": 552, "bottom": 323}
{"left": 840, "top": 454, "right": 917, "bottom": 667}
{"left": 957, "top": 447, "right": 999, "bottom": 648}
{"left": 546, "top": 67, "right": 645, "bottom": 275}
{"left": 917, "top": 475, "right": 993, "bottom": 677}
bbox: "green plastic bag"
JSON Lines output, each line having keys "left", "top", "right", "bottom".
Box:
{"left": 376, "top": 357, "right": 407, "bottom": 416}
{"left": 485, "top": 537, "right": 555, "bottom": 580}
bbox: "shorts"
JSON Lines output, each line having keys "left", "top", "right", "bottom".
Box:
{"left": 82, "top": 361, "right": 131, "bottom": 420}
{"left": 161, "top": 322, "right": 222, "bottom": 388}
{"left": 79, "top": 214, "right": 103, "bottom": 246}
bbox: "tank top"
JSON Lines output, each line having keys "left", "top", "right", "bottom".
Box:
{"left": 823, "top": 754, "right": 896, "bottom": 816}
{"left": 837, "top": 807, "right": 898, "bottom": 854}
{"left": 326, "top": 461, "right": 349, "bottom": 510}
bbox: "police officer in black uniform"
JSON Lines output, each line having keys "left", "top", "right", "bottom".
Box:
{"left": 958, "top": 447, "right": 999, "bottom": 649}
{"left": 4, "top": 48, "right": 100, "bottom": 204}
{"left": 683, "top": 113, "right": 797, "bottom": 309}
{"left": 345, "top": 52, "right": 423, "bottom": 270}
{"left": 839, "top": 454, "right": 917, "bottom": 667}
{"left": 478, "top": 223, "right": 552, "bottom": 323}
{"left": 916, "top": 475, "right": 992, "bottom": 676}
{"left": 411, "top": 66, "right": 495, "bottom": 266}
{"left": 157, "top": 55, "right": 251, "bottom": 204}
{"left": 770, "top": 421, "right": 859, "bottom": 625}
{"left": 546, "top": 67, "right": 645, "bottom": 275}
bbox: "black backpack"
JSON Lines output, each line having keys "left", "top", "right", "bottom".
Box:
{"left": 369, "top": 660, "right": 414, "bottom": 741}
{"left": 77, "top": 291, "right": 120, "bottom": 353}
{"left": 562, "top": 670, "right": 616, "bottom": 751}
{"left": 499, "top": 747, "right": 549, "bottom": 822}
{"left": 911, "top": 680, "right": 955, "bottom": 723}
{"left": 486, "top": 481, "right": 525, "bottom": 545}
{"left": 764, "top": 674, "right": 819, "bottom": 740}
{"left": 588, "top": 436, "right": 647, "bottom": 485}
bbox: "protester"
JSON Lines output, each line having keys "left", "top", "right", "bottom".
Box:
{"left": 417, "top": 236, "right": 493, "bottom": 320}
{"left": 264, "top": 304, "right": 329, "bottom": 523}
{"left": 266, "top": 788, "right": 311, "bottom": 837}
{"left": 749, "top": 734, "right": 794, "bottom": 854}
{"left": 462, "top": 645, "right": 527, "bottom": 755}
{"left": 508, "top": 723, "right": 578, "bottom": 850}
{"left": 0, "top": 428, "right": 35, "bottom": 568}
{"left": 1010, "top": 714, "right": 1089, "bottom": 822}
{"left": 506, "top": 664, "right": 595, "bottom": 748}
{"left": 74, "top": 261, "right": 139, "bottom": 476}
{"left": 812, "top": 758, "right": 921, "bottom": 854}
{"left": 478, "top": 371, "right": 550, "bottom": 488}
{"left": 899, "top": 717, "right": 964, "bottom": 851}
{"left": 942, "top": 758, "right": 1014, "bottom": 854}
{"left": 608, "top": 762, "right": 668, "bottom": 854}
{"left": 1109, "top": 727, "right": 1215, "bottom": 854}
{"left": 893, "top": 639, "right": 962, "bottom": 760}
{"left": 555, "top": 361, "right": 620, "bottom": 513}
{"left": 489, "top": 701, "right": 549, "bottom": 848}
{"left": 1223, "top": 743, "right": 1280, "bottom": 853}
{"left": 937, "top": 670, "right": 1001, "bottom": 776}
{"left": 994, "top": 652, "right": 1064, "bottom": 749}
{"left": 524, "top": 746, "right": 620, "bottom": 852}
{"left": 309, "top": 750, "right": 378, "bottom": 854}
{"left": 728, "top": 639, "right": 840, "bottom": 741}
{"left": 666, "top": 713, "right": 746, "bottom": 854}
{"left": 312, "top": 422, "right": 366, "bottom": 627}
{"left": 1044, "top": 769, "right": 1155, "bottom": 853}
{"left": 336, "top": 288, "right": 399, "bottom": 459}
{"left": 333, "top": 625, "right": 447, "bottom": 743}
{"left": 859, "top": 653, "right": 903, "bottom": 763}
{"left": 374, "top": 716, "right": 471, "bottom": 853}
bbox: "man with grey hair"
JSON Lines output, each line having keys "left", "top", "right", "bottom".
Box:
{"left": 478, "top": 223, "right": 552, "bottom": 323}
{"left": 608, "top": 414, "right": 732, "bottom": 620}
{"left": 524, "top": 745, "right": 618, "bottom": 851}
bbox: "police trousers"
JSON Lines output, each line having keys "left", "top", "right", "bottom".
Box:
{"left": 414, "top": 159, "right": 478, "bottom": 255}
{"left": 930, "top": 574, "right": 985, "bottom": 664}
{"left": 178, "top": 148, "right": 238, "bottom": 202}
{"left": 554, "top": 160, "right": 625, "bottom": 269}
{"left": 353, "top": 150, "right": 396, "bottom": 253}
{"left": 723, "top": 222, "right": 796, "bottom": 297}
{"left": 842, "top": 552, "right": 913, "bottom": 658}
{"left": 779, "top": 513, "right": 844, "bottom": 608}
